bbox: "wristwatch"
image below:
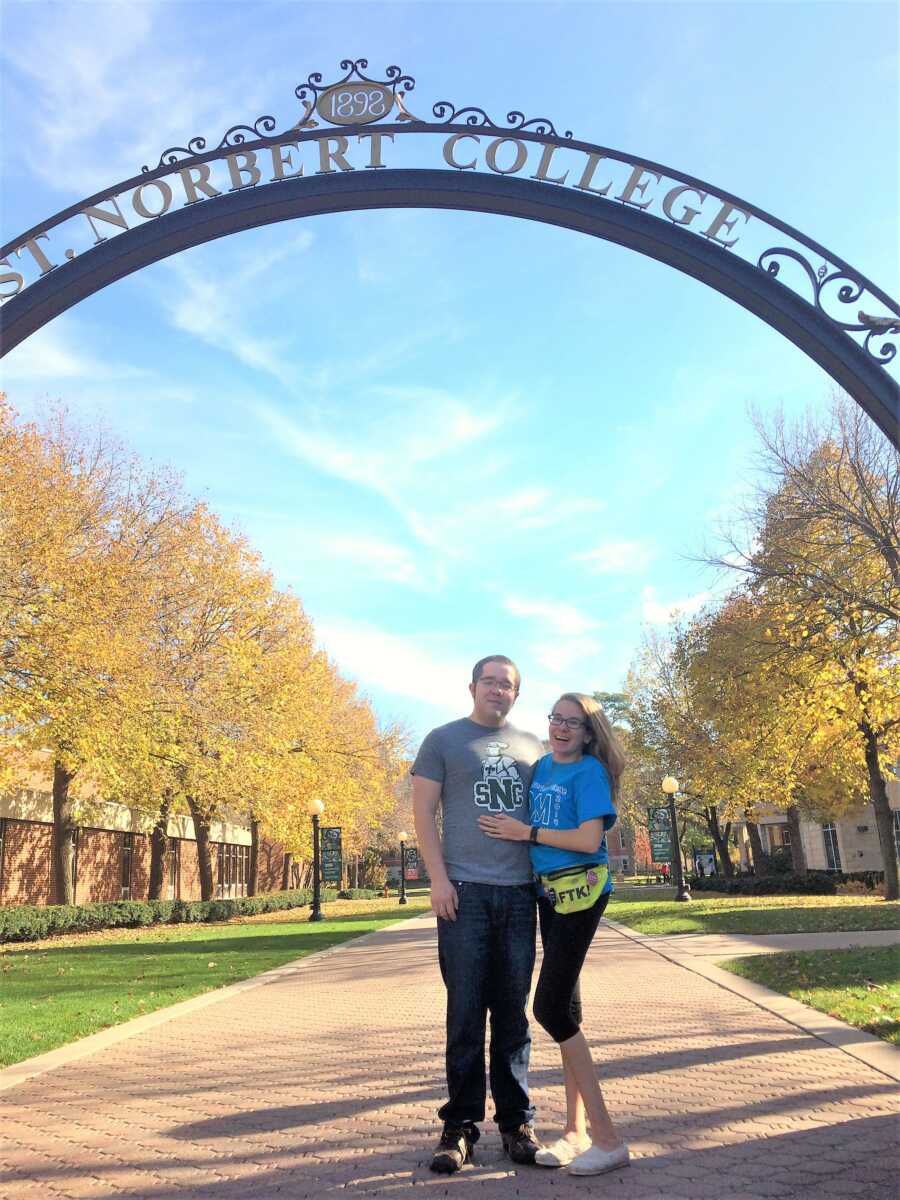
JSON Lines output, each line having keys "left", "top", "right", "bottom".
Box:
{"left": 529, "top": 825, "right": 540, "bottom": 844}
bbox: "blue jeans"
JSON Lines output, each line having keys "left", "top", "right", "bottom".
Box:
{"left": 436, "top": 881, "right": 537, "bottom": 1132}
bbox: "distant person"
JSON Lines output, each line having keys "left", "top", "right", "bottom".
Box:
{"left": 412, "top": 655, "right": 544, "bottom": 1174}
{"left": 479, "top": 693, "right": 630, "bottom": 1177}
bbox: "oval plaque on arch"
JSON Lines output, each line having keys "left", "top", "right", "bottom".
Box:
{"left": 316, "top": 81, "right": 393, "bottom": 125}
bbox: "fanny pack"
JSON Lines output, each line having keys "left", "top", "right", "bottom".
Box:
{"left": 539, "top": 863, "right": 609, "bottom": 914}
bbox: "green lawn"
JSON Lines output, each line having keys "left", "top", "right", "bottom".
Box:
{"left": 606, "top": 894, "right": 900, "bottom": 935}
{"left": 0, "top": 894, "right": 430, "bottom": 1068}
{"left": 720, "top": 946, "right": 900, "bottom": 1045}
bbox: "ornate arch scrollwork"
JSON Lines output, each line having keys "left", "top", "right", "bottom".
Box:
{"left": 143, "top": 61, "right": 419, "bottom": 172}
{"left": 759, "top": 248, "right": 899, "bottom": 366}
{"left": 293, "top": 59, "right": 418, "bottom": 128}
{"left": 431, "top": 101, "right": 572, "bottom": 140}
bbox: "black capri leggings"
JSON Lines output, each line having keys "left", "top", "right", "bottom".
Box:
{"left": 533, "top": 890, "right": 610, "bottom": 1043}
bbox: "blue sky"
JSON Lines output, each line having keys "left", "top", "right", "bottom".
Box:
{"left": 1, "top": 1, "right": 897, "bottom": 743}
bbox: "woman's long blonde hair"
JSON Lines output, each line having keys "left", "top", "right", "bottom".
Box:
{"left": 555, "top": 692, "right": 626, "bottom": 804}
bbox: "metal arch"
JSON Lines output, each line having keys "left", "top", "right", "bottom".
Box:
{"left": 1, "top": 166, "right": 898, "bottom": 444}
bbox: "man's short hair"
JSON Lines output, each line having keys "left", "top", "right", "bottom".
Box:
{"left": 471, "top": 655, "right": 521, "bottom": 692}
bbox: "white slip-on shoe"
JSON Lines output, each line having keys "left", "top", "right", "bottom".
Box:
{"left": 568, "top": 1142, "right": 630, "bottom": 1176}
{"left": 534, "top": 1137, "right": 591, "bottom": 1168}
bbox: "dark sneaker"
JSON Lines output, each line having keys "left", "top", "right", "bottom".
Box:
{"left": 430, "top": 1123, "right": 478, "bottom": 1174}
{"left": 501, "top": 1123, "right": 541, "bottom": 1165}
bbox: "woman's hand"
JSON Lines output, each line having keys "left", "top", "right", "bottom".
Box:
{"left": 478, "top": 813, "right": 531, "bottom": 841}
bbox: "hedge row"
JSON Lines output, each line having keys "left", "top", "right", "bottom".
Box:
{"left": 0, "top": 887, "right": 340, "bottom": 944}
{"left": 337, "top": 888, "right": 381, "bottom": 900}
{"left": 688, "top": 872, "right": 837, "bottom": 895}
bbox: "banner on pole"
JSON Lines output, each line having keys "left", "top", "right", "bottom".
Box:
{"left": 404, "top": 846, "right": 419, "bottom": 880}
{"left": 320, "top": 826, "right": 343, "bottom": 883}
{"left": 647, "top": 806, "right": 674, "bottom": 862}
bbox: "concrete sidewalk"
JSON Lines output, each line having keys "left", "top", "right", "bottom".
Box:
{"left": 602, "top": 919, "right": 900, "bottom": 957}
{"left": 2, "top": 914, "right": 898, "bottom": 1200}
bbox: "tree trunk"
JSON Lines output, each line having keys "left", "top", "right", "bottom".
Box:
{"left": 678, "top": 814, "right": 690, "bottom": 873}
{"left": 705, "top": 806, "right": 734, "bottom": 878}
{"left": 281, "top": 850, "right": 293, "bottom": 891}
{"left": 745, "top": 817, "right": 772, "bottom": 876}
{"left": 148, "top": 793, "right": 171, "bottom": 900}
{"left": 248, "top": 815, "right": 259, "bottom": 897}
{"left": 52, "top": 760, "right": 77, "bottom": 905}
{"left": 186, "top": 795, "right": 214, "bottom": 900}
{"left": 861, "top": 721, "right": 899, "bottom": 901}
{"left": 786, "top": 804, "right": 807, "bottom": 876}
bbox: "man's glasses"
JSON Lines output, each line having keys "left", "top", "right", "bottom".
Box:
{"left": 548, "top": 713, "right": 585, "bottom": 729}
{"left": 478, "top": 676, "right": 516, "bottom": 693}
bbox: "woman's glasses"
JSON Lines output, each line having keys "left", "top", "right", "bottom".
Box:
{"left": 548, "top": 714, "right": 585, "bottom": 729}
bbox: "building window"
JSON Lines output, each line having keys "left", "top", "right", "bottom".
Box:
{"left": 893, "top": 810, "right": 900, "bottom": 862}
{"left": 822, "top": 823, "right": 842, "bottom": 871}
{"left": 121, "top": 832, "right": 134, "bottom": 899}
{"left": 166, "top": 839, "right": 178, "bottom": 900}
{"left": 781, "top": 826, "right": 792, "bottom": 847}
{"left": 217, "top": 843, "right": 250, "bottom": 898}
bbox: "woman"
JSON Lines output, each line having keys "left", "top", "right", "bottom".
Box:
{"left": 478, "top": 692, "right": 629, "bottom": 1177}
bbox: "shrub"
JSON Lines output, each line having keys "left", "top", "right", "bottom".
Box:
{"left": 337, "top": 888, "right": 379, "bottom": 900}
{"left": 768, "top": 846, "right": 795, "bottom": 875}
{"left": 687, "top": 872, "right": 837, "bottom": 896}
{"left": 0, "top": 886, "right": 329, "bottom": 945}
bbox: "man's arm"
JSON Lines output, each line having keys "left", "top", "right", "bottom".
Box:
{"left": 412, "top": 775, "right": 459, "bottom": 921}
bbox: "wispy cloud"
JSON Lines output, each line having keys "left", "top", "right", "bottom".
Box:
{"left": 156, "top": 232, "right": 316, "bottom": 386}
{"left": 574, "top": 539, "right": 654, "bottom": 574}
{"left": 1, "top": 3, "right": 263, "bottom": 197}
{"left": 318, "top": 533, "right": 437, "bottom": 590}
{"left": 494, "top": 488, "right": 550, "bottom": 516}
{"left": 505, "top": 596, "right": 599, "bottom": 637}
{"left": 316, "top": 621, "right": 472, "bottom": 715}
{"left": 640, "top": 585, "right": 710, "bottom": 624}
{"left": 0, "top": 324, "right": 144, "bottom": 383}
{"left": 531, "top": 637, "right": 603, "bottom": 674}
{"left": 255, "top": 386, "right": 512, "bottom": 546}
{"left": 517, "top": 497, "right": 605, "bottom": 530}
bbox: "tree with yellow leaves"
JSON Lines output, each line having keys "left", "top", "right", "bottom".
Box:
{"left": 709, "top": 396, "right": 899, "bottom": 898}
{"left": 0, "top": 399, "right": 194, "bottom": 902}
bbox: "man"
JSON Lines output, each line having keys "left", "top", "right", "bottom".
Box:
{"left": 412, "top": 655, "right": 544, "bottom": 1174}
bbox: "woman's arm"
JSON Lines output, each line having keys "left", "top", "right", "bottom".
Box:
{"left": 478, "top": 813, "right": 604, "bottom": 855}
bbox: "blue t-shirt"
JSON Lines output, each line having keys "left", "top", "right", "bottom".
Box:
{"left": 529, "top": 754, "right": 617, "bottom": 886}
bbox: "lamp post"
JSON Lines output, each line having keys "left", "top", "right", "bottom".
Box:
{"left": 308, "top": 798, "right": 325, "bottom": 922}
{"left": 661, "top": 776, "right": 691, "bottom": 902}
{"left": 398, "top": 831, "right": 408, "bottom": 905}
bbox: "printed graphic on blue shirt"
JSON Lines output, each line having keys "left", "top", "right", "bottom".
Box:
{"left": 530, "top": 781, "right": 566, "bottom": 826}
{"left": 473, "top": 739, "right": 526, "bottom": 813}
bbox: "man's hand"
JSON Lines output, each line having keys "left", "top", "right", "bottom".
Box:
{"left": 478, "top": 813, "right": 530, "bottom": 841}
{"left": 430, "top": 877, "right": 459, "bottom": 921}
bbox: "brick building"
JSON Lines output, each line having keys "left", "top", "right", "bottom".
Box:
{"left": 0, "top": 758, "right": 286, "bottom": 907}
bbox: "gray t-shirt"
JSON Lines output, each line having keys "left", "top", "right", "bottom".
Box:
{"left": 412, "top": 717, "right": 544, "bottom": 885}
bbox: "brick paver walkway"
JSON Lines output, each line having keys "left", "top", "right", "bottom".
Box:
{"left": 2, "top": 914, "right": 898, "bottom": 1199}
